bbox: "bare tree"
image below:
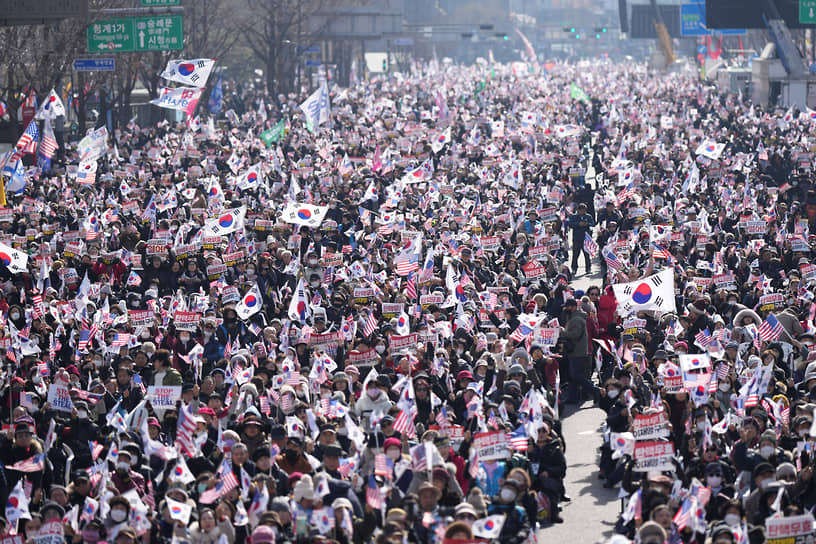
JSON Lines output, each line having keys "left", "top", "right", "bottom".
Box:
{"left": 241, "top": 0, "right": 340, "bottom": 101}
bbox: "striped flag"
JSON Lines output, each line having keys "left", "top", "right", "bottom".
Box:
{"left": 366, "top": 475, "right": 385, "bottom": 509}
{"left": 200, "top": 469, "right": 239, "bottom": 504}
{"left": 584, "top": 232, "right": 598, "bottom": 258}
{"left": 673, "top": 497, "right": 695, "bottom": 531}
{"left": 362, "top": 310, "right": 378, "bottom": 337}
{"left": 39, "top": 118, "right": 58, "bottom": 159}
{"left": 175, "top": 402, "right": 199, "bottom": 457}
{"left": 15, "top": 120, "right": 39, "bottom": 155}
{"left": 406, "top": 271, "right": 417, "bottom": 300}
{"left": 758, "top": 313, "right": 784, "bottom": 341}
{"left": 694, "top": 328, "right": 712, "bottom": 347}
{"left": 8, "top": 453, "right": 45, "bottom": 472}
{"left": 111, "top": 333, "right": 131, "bottom": 347}
{"left": 651, "top": 243, "right": 672, "bottom": 261}
{"left": 616, "top": 181, "right": 636, "bottom": 204}
{"left": 602, "top": 247, "right": 623, "bottom": 271}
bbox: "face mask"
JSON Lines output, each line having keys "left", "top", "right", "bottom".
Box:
{"left": 10, "top": 312, "right": 19, "bottom": 320}
{"left": 607, "top": 389, "right": 619, "bottom": 399}
{"left": 77, "top": 410, "right": 88, "bottom": 419}
{"left": 500, "top": 488, "right": 517, "bottom": 503}
{"left": 110, "top": 509, "right": 128, "bottom": 522}
{"left": 310, "top": 281, "right": 320, "bottom": 288}
{"left": 247, "top": 269, "right": 255, "bottom": 275}
{"left": 141, "top": 331, "right": 151, "bottom": 339}
{"left": 367, "top": 388, "right": 380, "bottom": 399}
{"left": 707, "top": 475, "right": 722, "bottom": 487}
{"left": 203, "top": 332, "right": 212, "bottom": 340}
{"left": 197, "top": 483, "right": 208, "bottom": 494}
{"left": 696, "top": 421, "right": 707, "bottom": 432}
{"left": 387, "top": 449, "right": 401, "bottom": 461}
{"left": 760, "top": 446, "right": 774, "bottom": 459}
{"left": 309, "top": 259, "right": 318, "bottom": 266}
{"left": 719, "top": 383, "right": 730, "bottom": 392}
{"left": 724, "top": 513, "right": 741, "bottom": 527}
{"left": 116, "top": 461, "right": 130, "bottom": 471}
{"left": 179, "top": 334, "right": 190, "bottom": 343}
{"left": 375, "top": 345, "right": 386, "bottom": 354}
{"left": 32, "top": 375, "right": 41, "bottom": 384}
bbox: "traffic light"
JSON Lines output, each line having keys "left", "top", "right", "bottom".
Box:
{"left": 596, "top": 33, "right": 600, "bottom": 38}
{"left": 570, "top": 27, "right": 576, "bottom": 32}
{"left": 602, "top": 27, "right": 608, "bottom": 32}
{"left": 494, "top": 32, "right": 508, "bottom": 40}
{"left": 479, "top": 24, "right": 494, "bottom": 30}
{"left": 575, "top": 34, "right": 580, "bottom": 39}
{"left": 382, "top": 58, "right": 387, "bottom": 71}
{"left": 503, "top": 34, "right": 508, "bottom": 40}
{"left": 594, "top": 27, "right": 609, "bottom": 34}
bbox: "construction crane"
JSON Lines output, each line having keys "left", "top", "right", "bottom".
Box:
{"left": 649, "top": 0, "right": 675, "bottom": 65}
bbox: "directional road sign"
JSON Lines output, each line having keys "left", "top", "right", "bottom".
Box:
{"left": 802, "top": 0, "right": 816, "bottom": 23}
{"left": 87, "top": 15, "right": 183, "bottom": 53}
{"left": 72, "top": 58, "right": 115, "bottom": 71}
{"left": 681, "top": 3, "right": 745, "bottom": 36}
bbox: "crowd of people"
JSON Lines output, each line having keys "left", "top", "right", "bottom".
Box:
{"left": 0, "top": 56, "right": 815, "bottom": 544}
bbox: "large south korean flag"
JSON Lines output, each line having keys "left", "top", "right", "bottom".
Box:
{"left": 281, "top": 202, "right": 329, "bottom": 228}
{"left": 612, "top": 268, "right": 675, "bottom": 316}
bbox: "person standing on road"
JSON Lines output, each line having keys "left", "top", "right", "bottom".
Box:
{"left": 568, "top": 203, "right": 595, "bottom": 275}
{"left": 561, "top": 298, "right": 598, "bottom": 404}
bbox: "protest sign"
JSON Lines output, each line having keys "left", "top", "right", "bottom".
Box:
{"left": 47, "top": 384, "right": 73, "bottom": 412}
{"left": 147, "top": 386, "right": 182, "bottom": 409}
{"left": 472, "top": 431, "right": 510, "bottom": 461}
{"left": 633, "top": 441, "right": 675, "bottom": 472}
{"left": 632, "top": 412, "right": 671, "bottom": 440}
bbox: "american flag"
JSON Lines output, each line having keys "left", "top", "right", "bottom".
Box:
{"left": 616, "top": 182, "right": 636, "bottom": 204}
{"left": 111, "top": 333, "right": 131, "bottom": 347}
{"left": 435, "top": 406, "right": 450, "bottom": 434}
{"left": 406, "top": 271, "right": 417, "bottom": 299}
{"left": 487, "top": 410, "right": 499, "bottom": 429}
{"left": 716, "top": 363, "right": 729, "bottom": 381}
{"left": 363, "top": 310, "right": 378, "bottom": 337}
{"left": 694, "top": 328, "right": 712, "bottom": 347}
{"left": 673, "top": 497, "right": 694, "bottom": 531}
{"left": 584, "top": 232, "right": 598, "bottom": 258}
{"left": 603, "top": 247, "right": 623, "bottom": 271}
{"left": 200, "top": 469, "right": 239, "bottom": 504}
{"left": 8, "top": 453, "right": 46, "bottom": 472}
{"left": 16, "top": 120, "right": 39, "bottom": 155}
{"left": 393, "top": 409, "right": 417, "bottom": 438}
{"left": 338, "top": 456, "right": 358, "bottom": 478}
{"left": 259, "top": 395, "right": 271, "bottom": 415}
{"left": 396, "top": 259, "right": 419, "bottom": 276}
{"left": 374, "top": 453, "right": 393, "bottom": 478}
{"left": 31, "top": 294, "right": 44, "bottom": 319}
{"left": 366, "top": 475, "right": 385, "bottom": 509}
{"left": 175, "top": 402, "right": 199, "bottom": 457}
{"left": 39, "top": 118, "right": 58, "bottom": 159}
{"left": 651, "top": 243, "right": 672, "bottom": 261}
{"left": 77, "top": 329, "right": 91, "bottom": 352}
{"left": 758, "top": 313, "right": 784, "bottom": 341}
{"left": 507, "top": 426, "right": 529, "bottom": 451}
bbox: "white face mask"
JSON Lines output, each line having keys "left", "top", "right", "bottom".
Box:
{"left": 110, "top": 509, "right": 128, "bottom": 522}
{"left": 718, "top": 383, "right": 730, "bottom": 392}
{"left": 607, "top": 389, "right": 619, "bottom": 399}
{"left": 760, "top": 445, "right": 774, "bottom": 459}
{"left": 309, "top": 259, "right": 318, "bottom": 266}
{"left": 367, "top": 388, "right": 380, "bottom": 399}
{"left": 310, "top": 281, "right": 320, "bottom": 288}
{"left": 9, "top": 312, "right": 19, "bottom": 320}
{"left": 32, "top": 375, "right": 41, "bottom": 384}
{"left": 500, "top": 488, "right": 517, "bottom": 503}
{"left": 77, "top": 410, "right": 88, "bottom": 419}
{"left": 724, "top": 513, "right": 741, "bottom": 527}
{"left": 179, "top": 334, "right": 190, "bottom": 343}
{"left": 707, "top": 475, "right": 722, "bottom": 488}
{"left": 375, "top": 345, "right": 386, "bottom": 354}
{"left": 696, "top": 421, "right": 707, "bottom": 432}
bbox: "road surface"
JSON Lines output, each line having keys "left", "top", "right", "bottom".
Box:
{"left": 538, "top": 152, "right": 621, "bottom": 543}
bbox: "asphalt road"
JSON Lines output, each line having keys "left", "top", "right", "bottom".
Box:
{"left": 539, "top": 152, "right": 622, "bottom": 542}
{"left": 537, "top": 266, "right": 621, "bottom": 544}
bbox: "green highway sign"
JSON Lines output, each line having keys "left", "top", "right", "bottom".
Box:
{"left": 801, "top": 0, "right": 816, "bottom": 23}
{"left": 87, "top": 15, "right": 183, "bottom": 53}
{"left": 141, "top": 0, "right": 181, "bottom": 5}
